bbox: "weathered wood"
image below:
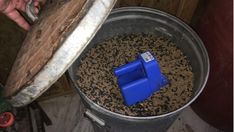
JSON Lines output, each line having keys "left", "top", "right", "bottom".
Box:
{"left": 115, "top": 0, "right": 180, "bottom": 15}
{"left": 115, "top": 0, "right": 199, "bottom": 23}
{"left": 4, "top": 0, "right": 88, "bottom": 97}
{"left": 175, "top": 0, "right": 199, "bottom": 23}
{"left": 5, "top": 0, "right": 116, "bottom": 107}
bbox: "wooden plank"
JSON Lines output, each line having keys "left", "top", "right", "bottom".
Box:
{"left": 115, "top": 0, "right": 199, "bottom": 23}
{"left": 176, "top": 0, "right": 199, "bottom": 23}
{"left": 115, "top": 0, "right": 180, "bottom": 16}
{"left": 5, "top": 0, "right": 116, "bottom": 107}
{"left": 4, "top": 0, "right": 88, "bottom": 97}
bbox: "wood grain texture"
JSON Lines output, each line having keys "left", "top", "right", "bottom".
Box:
{"left": 4, "top": 0, "right": 89, "bottom": 97}
{"left": 176, "top": 0, "right": 199, "bottom": 23}
{"left": 115, "top": 0, "right": 180, "bottom": 15}
{"left": 115, "top": 0, "right": 199, "bottom": 23}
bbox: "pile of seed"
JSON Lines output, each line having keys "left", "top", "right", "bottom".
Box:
{"left": 76, "top": 33, "right": 194, "bottom": 116}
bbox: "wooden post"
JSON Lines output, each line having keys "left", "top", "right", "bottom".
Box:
{"left": 115, "top": 0, "right": 199, "bottom": 23}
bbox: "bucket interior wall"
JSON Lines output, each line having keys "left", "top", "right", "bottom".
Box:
{"left": 78, "top": 8, "right": 208, "bottom": 98}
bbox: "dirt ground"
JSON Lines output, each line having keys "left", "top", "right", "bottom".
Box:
{"left": 0, "top": 13, "right": 26, "bottom": 85}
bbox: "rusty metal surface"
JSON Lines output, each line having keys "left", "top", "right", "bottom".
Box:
{"left": 5, "top": 0, "right": 89, "bottom": 98}
{"left": 8, "top": 0, "right": 117, "bottom": 107}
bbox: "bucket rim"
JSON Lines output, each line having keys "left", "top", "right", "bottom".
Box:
{"left": 71, "top": 6, "right": 210, "bottom": 120}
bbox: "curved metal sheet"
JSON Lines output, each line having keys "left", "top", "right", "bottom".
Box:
{"left": 8, "top": 0, "right": 116, "bottom": 107}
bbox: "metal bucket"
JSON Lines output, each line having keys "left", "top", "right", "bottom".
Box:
{"left": 68, "top": 7, "right": 209, "bottom": 132}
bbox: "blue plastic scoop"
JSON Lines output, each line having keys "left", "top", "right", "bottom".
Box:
{"left": 114, "top": 51, "right": 168, "bottom": 106}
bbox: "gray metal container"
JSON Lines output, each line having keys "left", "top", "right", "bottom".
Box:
{"left": 68, "top": 7, "right": 209, "bottom": 132}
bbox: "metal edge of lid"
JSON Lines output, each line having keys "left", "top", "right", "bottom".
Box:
{"left": 8, "top": 0, "right": 117, "bottom": 107}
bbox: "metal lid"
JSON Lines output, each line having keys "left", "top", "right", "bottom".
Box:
{"left": 4, "top": 0, "right": 116, "bottom": 107}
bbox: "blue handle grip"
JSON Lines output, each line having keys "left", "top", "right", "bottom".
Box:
{"left": 114, "top": 60, "right": 141, "bottom": 77}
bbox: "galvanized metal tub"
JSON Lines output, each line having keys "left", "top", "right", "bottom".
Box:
{"left": 68, "top": 7, "right": 209, "bottom": 132}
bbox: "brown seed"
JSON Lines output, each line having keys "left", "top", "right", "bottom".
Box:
{"left": 76, "top": 33, "right": 194, "bottom": 116}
